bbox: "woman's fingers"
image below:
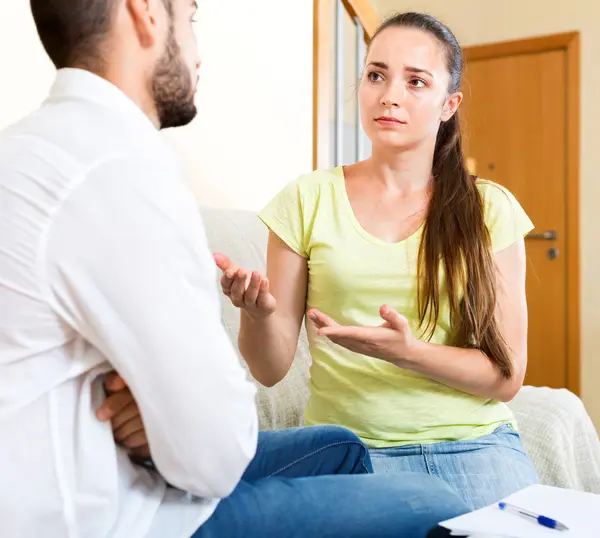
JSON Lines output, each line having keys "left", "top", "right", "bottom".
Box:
{"left": 244, "top": 272, "right": 262, "bottom": 305}
{"left": 213, "top": 252, "right": 233, "bottom": 272}
{"left": 307, "top": 309, "right": 338, "bottom": 329}
{"left": 256, "top": 279, "right": 276, "bottom": 312}
{"left": 229, "top": 270, "right": 248, "bottom": 306}
{"left": 218, "top": 263, "right": 271, "bottom": 313}
{"left": 261, "top": 278, "right": 269, "bottom": 294}
{"left": 221, "top": 269, "right": 235, "bottom": 295}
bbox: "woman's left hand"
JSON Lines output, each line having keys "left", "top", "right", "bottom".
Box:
{"left": 307, "top": 305, "right": 417, "bottom": 364}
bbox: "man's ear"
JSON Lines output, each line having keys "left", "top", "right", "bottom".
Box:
{"left": 441, "top": 91, "right": 463, "bottom": 122}
{"left": 126, "top": 0, "right": 164, "bottom": 48}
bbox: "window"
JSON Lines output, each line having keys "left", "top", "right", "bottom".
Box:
{"left": 313, "top": 0, "right": 379, "bottom": 169}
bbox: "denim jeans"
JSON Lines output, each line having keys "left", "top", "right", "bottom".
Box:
{"left": 191, "top": 425, "right": 469, "bottom": 538}
{"left": 369, "top": 424, "right": 540, "bottom": 511}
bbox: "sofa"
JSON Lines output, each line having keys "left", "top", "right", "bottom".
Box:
{"left": 201, "top": 207, "right": 600, "bottom": 493}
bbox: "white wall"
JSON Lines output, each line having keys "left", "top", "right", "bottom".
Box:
{"left": 375, "top": 0, "right": 600, "bottom": 428}
{"left": 0, "top": 1, "right": 55, "bottom": 130}
{"left": 166, "top": 0, "right": 313, "bottom": 210}
{"left": 0, "top": 0, "right": 314, "bottom": 211}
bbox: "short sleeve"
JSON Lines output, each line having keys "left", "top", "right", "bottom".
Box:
{"left": 477, "top": 180, "right": 534, "bottom": 253}
{"left": 258, "top": 176, "right": 312, "bottom": 258}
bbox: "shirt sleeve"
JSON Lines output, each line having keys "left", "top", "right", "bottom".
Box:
{"left": 478, "top": 180, "right": 534, "bottom": 253}
{"left": 44, "top": 155, "right": 258, "bottom": 499}
{"left": 258, "top": 176, "right": 312, "bottom": 258}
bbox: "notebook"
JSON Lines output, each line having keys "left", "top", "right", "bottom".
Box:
{"left": 440, "top": 485, "right": 600, "bottom": 538}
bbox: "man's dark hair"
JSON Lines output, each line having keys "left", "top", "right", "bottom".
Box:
{"left": 30, "top": 0, "right": 119, "bottom": 71}
{"left": 30, "top": 0, "right": 173, "bottom": 71}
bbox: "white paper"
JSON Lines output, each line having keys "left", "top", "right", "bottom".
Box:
{"left": 450, "top": 531, "right": 508, "bottom": 536}
{"left": 450, "top": 533, "right": 509, "bottom": 537}
{"left": 440, "top": 485, "right": 600, "bottom": 538}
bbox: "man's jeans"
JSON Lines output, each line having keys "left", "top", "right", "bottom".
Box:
{"left": 191, "top": 425, "right": 469, "bottom": 538}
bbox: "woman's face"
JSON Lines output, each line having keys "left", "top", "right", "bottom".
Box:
{"left": 359, "top": 26, "right": 461, "bottom": 152}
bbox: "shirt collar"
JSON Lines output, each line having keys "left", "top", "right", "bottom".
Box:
{"left": 48, "top": 68, "right": 157, "bottom": 131}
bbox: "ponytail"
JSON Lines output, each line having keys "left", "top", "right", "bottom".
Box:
{"left": 418, "top": 112, "right": 513, "bottom": 378}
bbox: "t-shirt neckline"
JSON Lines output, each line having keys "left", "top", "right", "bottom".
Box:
{"left": 333, "top": 165, "right": 425, "bottom": 248}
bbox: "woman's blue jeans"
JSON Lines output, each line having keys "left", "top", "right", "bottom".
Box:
{"left": 370, "top": 424, "right": 540, "bottom": 510}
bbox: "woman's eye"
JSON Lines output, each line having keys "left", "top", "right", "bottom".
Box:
{"left": 368, "top": 71, "right": 383, "bottom": 82}
{"left": 410, "top": 78, "right": 427, "bottom": 88}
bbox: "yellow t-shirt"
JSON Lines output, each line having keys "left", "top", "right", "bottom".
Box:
{"left": 258, "top": 166, "right": 534, "bottom": 447}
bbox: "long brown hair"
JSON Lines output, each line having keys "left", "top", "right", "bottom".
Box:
{"left": 369, "top": 12, "right": 513, "bottom": 379}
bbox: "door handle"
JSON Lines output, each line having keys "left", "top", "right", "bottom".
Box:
{"left": 526, "top": 230, "right": 557, "bottom": 241}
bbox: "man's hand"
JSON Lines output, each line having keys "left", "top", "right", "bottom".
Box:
{"left": 96, "top": 372, "right": 150, "bottom": 460}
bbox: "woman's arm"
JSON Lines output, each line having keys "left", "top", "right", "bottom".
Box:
{"left": 310, "top": 238, "right": 528, "bottom": 402}
{"left": 237, "top": 232, "right": 308, "bottom": 387}
{"left": 400, "top": 239, "right": 528, "bottom": 401}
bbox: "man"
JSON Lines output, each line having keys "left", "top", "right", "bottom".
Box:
{"left": 0, "top": 1, "right": 469, "bottom": 537}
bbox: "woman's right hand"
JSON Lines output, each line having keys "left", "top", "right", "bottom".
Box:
{"left": 213, "top": 253, "right": 277, "bottom": 318}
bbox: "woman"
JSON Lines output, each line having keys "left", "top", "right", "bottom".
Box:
{"left": 215, "top": 12, "right": 540, "bottom": 510}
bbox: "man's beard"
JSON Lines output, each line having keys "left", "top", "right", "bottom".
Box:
{"left": 151, "top": 26, "right": 197, "bottom": 129}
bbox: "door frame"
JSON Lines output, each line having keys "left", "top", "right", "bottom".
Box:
{"left": 312, "top": 0, "right": 379, "bottom": 169}
{"left": 464, "top": 32, "right": 581, "bottom": 394}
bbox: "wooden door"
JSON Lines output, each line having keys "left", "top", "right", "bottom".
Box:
{"left": 460, "top": 45, "right": 575, "bottom": 389}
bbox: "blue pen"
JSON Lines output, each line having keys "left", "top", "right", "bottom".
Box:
{"left": 498, "top": 502, "right": 569, "bottom": 531}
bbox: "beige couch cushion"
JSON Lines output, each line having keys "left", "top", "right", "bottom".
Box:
{"left": 508, "top": 386, "right": 600, "bottom": 492}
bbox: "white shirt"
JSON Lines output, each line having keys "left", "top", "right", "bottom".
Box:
{"left": 0, "top": 68, "right": 258, "bottom": 538}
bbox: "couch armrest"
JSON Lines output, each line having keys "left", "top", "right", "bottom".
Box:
{"left": 508, "top": 386, "right": 600, "bottom": 493}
